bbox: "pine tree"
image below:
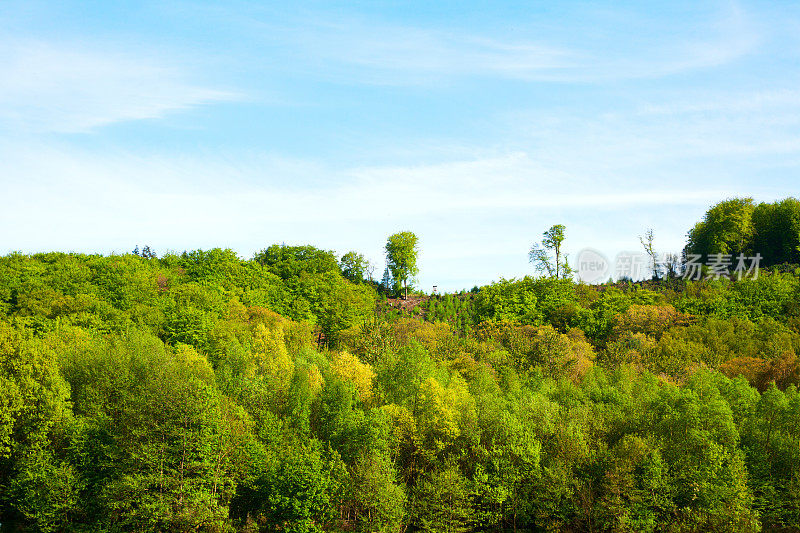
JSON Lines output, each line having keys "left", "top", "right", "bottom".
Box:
{"left": 381, "top": 267, "right": 393, "bottom": 294}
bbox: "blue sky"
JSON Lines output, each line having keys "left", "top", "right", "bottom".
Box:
{"left": 1, "top": 1, "right": 799, "bottom": 290}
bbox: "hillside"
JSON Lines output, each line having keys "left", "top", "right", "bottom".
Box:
{"left": 0, "top": 246, "right": 799, "bottom": 532}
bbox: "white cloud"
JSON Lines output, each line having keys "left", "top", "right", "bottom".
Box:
{"left": 639, "top": 89, "right": 800, "bottom": 116}
{"left": 504, "top": 86, "right": 800, "bottom": 178}
{"left": 266, "top": 3, "right": 757, "bottom": 84}
{"left": 0, "top": 39, "right": 238, "bottom": 132}
{"left": 0, "top": 142, "right": 724, "bottom": 247}
{"left": 613, "top": 2, "right": 758, "bottom": 78}
{"left": 293, "top": 24, "right": 576, "bottom": 83}
{"left": 0, "top": 137, "right": 772, "bottom": 290}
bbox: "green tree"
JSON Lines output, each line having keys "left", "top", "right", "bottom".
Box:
{"left": 529, "top": 224, "right": 572, "bottom": 279}
{"left": 254, "top": 244, "right": 340, "bottom": 280}
{"left": 344, "top": 452, "right": 406, "bottom": 532}
{"left": 684, "top": 197, "right": 755, "bottom": 263}
{"left": 339, "top": 251, "right": 372, "bottom": 284}
{"left": 0, "top": 321, "right": 78, "bottom": 532}
{"left": 239, "top": 439, "right": 346, "bottom": 533}
{"left": 380, "top": 267, "right": 393, "bottom": 294}
{"left": 648, "top": 372, "right": 760, "bottom": 531}
{"left": 472, "top": 409, "right": 542, "bottom": 530}
{"left": 752, "top": 198, "right": 800, "bottom": 266}
{"left": 595, "top": 435, "right": 672, "bottom": 532}
{"left": 302, "top": 271, "right": 376, "bottom": 347}
{"left": 61, "top": 330, "right": 251, "bottom": 531}
{"left": 412, "top": 460, "right": 473, "bottom": 533}
{"left": 385, "top": 232, "right": 419, "bottom": 300}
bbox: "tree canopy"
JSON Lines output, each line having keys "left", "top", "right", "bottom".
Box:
{"left": 684, "top": 196, "right": 800, "bottom": 268}
{"left": 529, "top": 224, "right": 572, "bottom": 279}
{"left": 385, "top": 231, "right": 419, "bottom": 299}
{"left": 1, "top": 203, "right": 800, "bottom": 531}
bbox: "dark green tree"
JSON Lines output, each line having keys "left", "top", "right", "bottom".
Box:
{"left": 752, "top": 198, "right": 800, "bottom": 266}
{"left": 412, "top": 460, "right": 473, "bottom": 533}
{"left": 339, "top": 251, "right": 372, "bottom": 284}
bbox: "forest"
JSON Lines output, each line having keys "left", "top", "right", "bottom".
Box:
{"left": 1, "top": 197, "right": 799, "bottom": 532}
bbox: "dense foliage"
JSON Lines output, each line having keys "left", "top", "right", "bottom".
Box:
{"left": 385, "top": 232, "right": 420, "bottom": 300}
{"left": 685, "top": 197, "right": 800, "bottom": 267}
{"left": 1, "top": 223, "right": 800, "bottom": 531}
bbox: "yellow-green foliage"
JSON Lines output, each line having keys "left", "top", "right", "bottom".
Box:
{"left": 380, "top": 403, "right": 419, "bottom": 479}
{"left": 416, "top": 374, "right": 477, "bottom": 457}
{"left": 283, "top": 320, "right": 314, "bottom": 355}
{"left": 297, "top": 362, "right": 326, "bottom": 396}
{"left": 2, "top": 245, "right": 800, "bottom": 532}
{"left": 252, "top": 323, "right": 293, "bottom": 382}
{"left": 174, "top": 343, "right": 215, "bottom": 384}
{"left": 605, "top": 331, "right": 658, "bottom": 369}
{"left": 566, "top": 328, "right": 596, "bottom": 381}
{"left": 331, "top": 351, "right": 375, "bottom": 403}
{"left": 249, "top": 308, "right": 294, "bottom": 385}
{"left": 475, "top": 321, "right": 594, "bottom": 380}
{"left": 610, "top": 304, "right": 690, "bottom": 340}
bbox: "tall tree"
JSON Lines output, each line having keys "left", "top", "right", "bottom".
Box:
{"left": 529, "top": 224, "right": 571, "bottom": 279}
{"left": 385, "top": 232, "right": 419, "bottom": 300}
{"left": 639, "top": 228, "right": 659, "bottom": 279}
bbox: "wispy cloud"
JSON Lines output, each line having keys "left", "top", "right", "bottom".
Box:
{"left": 0, "top": 143, "right": 725, "bottom": 239}
{"left": 503, "top": 85, "right": 800, "bottom": 180}
{"left": 0, "top": 142, "right": 735, "bottom": 288}
{"left": 286, "top": 22, "right": 576, "bottom": 83}
{"left": 0, "top": 0, "right": 791, "bottom": 290}
{"left": 609, "top": 2, "right": 758, "bottom": 78}
{"left": 341, "top": 154, "right": 725, "bottom": 215}
{"left": 639, "top": 89, "right": 800, "bottom": 116}
{"left": 263, "top": 3, "right": 758, "bottom": 85}
{"left": 0, "top": 39, "right": 239, "bottom": 133}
